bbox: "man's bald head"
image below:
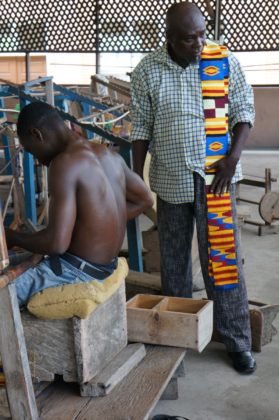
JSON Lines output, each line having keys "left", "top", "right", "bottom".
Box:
{"left": 166, "top": 2, "right": 204, "bottom": 39}
{"left": 165, "top": 2, "right": 206, "bottom": 67}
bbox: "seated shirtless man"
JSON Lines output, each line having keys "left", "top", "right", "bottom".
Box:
{"left": 5, "top": 101, "right": 153, "bottom": 306}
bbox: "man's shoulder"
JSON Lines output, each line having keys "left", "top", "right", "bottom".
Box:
{"left": 49, "top": 142, "right": 94, "bottom": 171}
{"left": 132, "top": 46, "right": 167, "bottom": 75}
{"left": 204, "top": 41, "right": 240, "bottom": 71}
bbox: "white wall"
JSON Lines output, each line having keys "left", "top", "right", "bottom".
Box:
{"left": 1, "top": 49, "right": 278, "bottom": 86}
{"left": 45, "top": 53, "right": 96, "bottom": 85}
{"left": 235, "top": 51, "right": 279, "bottom": 85}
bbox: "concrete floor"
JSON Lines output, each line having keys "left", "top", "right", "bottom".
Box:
{"left": 151, "top": 151, "right": 279, "bottom": 420}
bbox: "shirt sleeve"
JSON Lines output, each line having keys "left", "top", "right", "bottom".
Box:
{"left": 130, "top": 63, "right": 154, "bottom": 142}
{"left": 228, "top": 53, "right": 255, "bottom": 130}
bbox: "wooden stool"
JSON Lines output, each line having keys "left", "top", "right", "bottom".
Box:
{"left": 21, "top": 281, "right": 127, "bottom": 384}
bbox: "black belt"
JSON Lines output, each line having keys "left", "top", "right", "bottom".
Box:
{"left": 59, "top": 253, "right": 115, "bottom": 280}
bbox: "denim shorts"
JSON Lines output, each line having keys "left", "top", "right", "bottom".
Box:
{"left": 13, "top": 256, "right": 112, "bottom": 307}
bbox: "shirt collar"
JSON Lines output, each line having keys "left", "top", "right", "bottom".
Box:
{"left": 153, "top": 44, "right": 200, "bottom": 71}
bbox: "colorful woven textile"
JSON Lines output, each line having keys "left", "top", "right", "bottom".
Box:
{"left": 200, "top": 44, "right": 238, "bottom": 290}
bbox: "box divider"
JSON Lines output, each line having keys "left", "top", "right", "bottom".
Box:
{"left": 152, "top": 297, "right": 169, "bottom": 312}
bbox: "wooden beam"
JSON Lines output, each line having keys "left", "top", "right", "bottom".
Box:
{"left": 80, "top": 343, "right": 146, "bottom": 397}
{"left": 0, "top": 283, "right": 38, "bottom": 419}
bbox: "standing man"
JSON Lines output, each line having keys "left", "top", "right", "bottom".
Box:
{"left": 131, "top": 2, "right": 256, "bottom": 374}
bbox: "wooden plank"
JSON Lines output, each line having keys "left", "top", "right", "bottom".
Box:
{"left": 0, "top": 382, "right": 52, "bottom": 417}
{"left": 249, "top": 301, "right": 279, "bottom": 352}
{"left": 37, "top": 346, "right": 185, "bottom": 420}
{"left": 126, "top": 270, "right": 161, "bottom": 291}
{"left": 0, "top": 210, "right": 9, "bottom": 271}
{"left": 76, "top": 346, "right": 185, "bottom": 420}
{"left": 80, "top": 343, "right": 146, "bottom": 397}
{"left": 0, "top": 387, "right": 10, "bottom": 417}
{"left": 125, "top": 270, "right": 161, "bottom": 300}
{"left": 74, "top": 281, "right": 127, "bottom": 383}
{"left": 197, "top": 301, "right": 214, "bottom": 352}
{"left": 21, "top": 311, "right": 77, "bottom": 383}
{"left": 0, "top": 283, "right": 38, "bottom": 420}
{"left": 36, "top": 379, "right": 90, "bottom": 420}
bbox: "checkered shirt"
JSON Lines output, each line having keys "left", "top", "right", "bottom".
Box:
{"left": 130, "top": 44, "right": 255, "bottom": 203}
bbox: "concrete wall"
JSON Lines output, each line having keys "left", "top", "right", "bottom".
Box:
{"left": 245, "top": 86, "right": 279, "bottom": 149}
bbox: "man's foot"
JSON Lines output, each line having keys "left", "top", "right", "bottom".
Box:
{"left": 228, "top": 351, "right": 256, "bottom": 374}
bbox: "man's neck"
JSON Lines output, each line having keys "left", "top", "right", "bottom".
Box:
{"left": 167, "top": 44, "right": 190, "bottom": 69}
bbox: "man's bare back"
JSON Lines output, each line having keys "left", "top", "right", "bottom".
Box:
{"left": 57, "top": 141, "right": 130, "bottom": 264}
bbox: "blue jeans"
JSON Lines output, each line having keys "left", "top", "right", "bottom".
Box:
{"left": 13, "top": 255, "right": 116, "bottom": 307}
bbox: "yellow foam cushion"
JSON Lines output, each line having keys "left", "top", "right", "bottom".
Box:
{"left": 27, "top": 257, "right": 128, "bottom": 320}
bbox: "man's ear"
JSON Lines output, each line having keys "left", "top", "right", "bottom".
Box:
{"left": 30, "top": 127, "right": 44, "bottom": 142}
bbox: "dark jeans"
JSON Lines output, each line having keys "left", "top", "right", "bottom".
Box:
{"left": 157, "top": 173, "right": 252, "bottom": 352}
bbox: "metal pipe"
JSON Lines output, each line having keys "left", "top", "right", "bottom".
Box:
{"left": 214, "top": 0, "right": 222, "bottom": 41}
{"left": 237, "top": 198, "right": 260, "bottom": 205}
{"left": 25, "top": 52, "right": 30, "bottom": 82}
{"left": 95, "top": 0, "right": 100, "bottom": 74}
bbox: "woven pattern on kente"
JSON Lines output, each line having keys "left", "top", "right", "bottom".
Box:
{"left": 200, "top": 44, "right": 238, "bottom": 290}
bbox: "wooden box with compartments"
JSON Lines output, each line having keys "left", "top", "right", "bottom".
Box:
{"left": 127, "top": 294, "right": 213, "bottom": 352}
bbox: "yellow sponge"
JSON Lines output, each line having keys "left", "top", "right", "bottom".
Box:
{"left": 27, "top": 257, "right": 128, "bottom": 320}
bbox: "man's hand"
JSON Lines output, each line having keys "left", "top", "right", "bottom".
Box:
{"left": 206, "top": 155, "right": 238, "bottom": 195}
{"left": 207, "top": 122, "right": 251, "bottom": 195}
{"left": 132, "top": 140, "right": 149, "bottom": 179}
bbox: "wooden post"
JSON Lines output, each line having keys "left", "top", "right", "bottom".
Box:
{"left": 0, "top": 283, "right": 38, "bottom": 420}
{"left": 45, "top": 78, "right": 55, "bottom": 106}
{"left": 25, "top": 53, "right": 30, "bottom": 82}
{"left": 0, "top": 210, "right": 38, "bottom": 419}
{"left": 0, "top": 211, "right": 9, "bottom": 271}
{"left": 214, "top": 0, "right": 222, "bottom": 41}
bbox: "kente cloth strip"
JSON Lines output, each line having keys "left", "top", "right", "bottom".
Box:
{"left": 200, "top": 44, "right": 238, "bottom": 290}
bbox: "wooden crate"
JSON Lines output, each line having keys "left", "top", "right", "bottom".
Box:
{"left": 127, "top": 294, "right": 213, "bottom": 352}
{"left": 21, "top": 282, "right": 127, "bottom": 384}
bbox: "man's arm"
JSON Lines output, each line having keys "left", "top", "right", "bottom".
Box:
{"left": 5, "top": 154, "right": 77, "bottom": 254}
{"left": 120, "top": 157, "right": 153, "bottom": 220}
{"left": 132, "top": 140, "right": 149, "bottom": 179}
{"left": 130, "top": 65, "right": 153, "bottom": 179}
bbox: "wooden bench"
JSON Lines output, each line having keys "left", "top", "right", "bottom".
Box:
{"left": 36, "top": 346, "right": 186, "bottom": 420}
{"left": 0, "top": 278, "right": 185, "bottom": 419}
{"left": 0, "top": 254, "right": 186, "bottom": 419}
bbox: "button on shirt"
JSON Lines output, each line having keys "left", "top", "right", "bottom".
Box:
{"left": 130, "top": 44, "right": 255, "bottom": 203}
